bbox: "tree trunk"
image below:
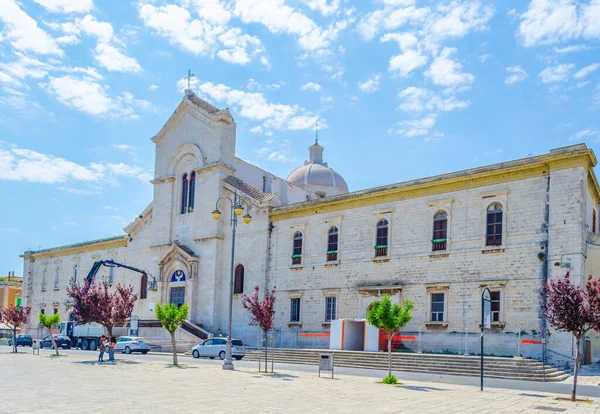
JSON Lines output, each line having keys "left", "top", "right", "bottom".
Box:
{"left": 51, "top": 331, "right": 59, "bottom": 356}
{"left": 387, "top": 332, "right": 393, "bottom": 379}
{"left": 170, "top": 332, "right": 178, "bottom": 366}
{"left": 12, "top": 328, "right": 17, "bottom": 354}
{"left": 572, "top": 336, "right": 581, "bottom": 402}
{"left": 264, "top": 329, "right": 268, "bottom": 373}
{"left": 107, "top": 326, "right": 113, "bottom": 341}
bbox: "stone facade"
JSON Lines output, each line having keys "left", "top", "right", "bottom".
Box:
{"left": 20, "top": 91, "right": 600, "bottom": 363}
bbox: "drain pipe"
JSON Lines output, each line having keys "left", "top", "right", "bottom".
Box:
{"left": 541, "top": 173, "right": 551, "bottom": 382}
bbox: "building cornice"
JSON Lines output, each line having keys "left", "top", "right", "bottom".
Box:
{"left": 270, "top": 146, "right": 597, "bottom": 222}
{"left": 21, "top": 236, "right": 127, "bottom": 260}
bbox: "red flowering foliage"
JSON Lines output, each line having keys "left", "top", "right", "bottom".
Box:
{"left": 0, "top": 305, "right": 31, "bottom": 353}
{"left": 67, "top": 278, "right": 137, "bottom": 338}
{"left": 241, "top": 285, "right": 276, "bottom": 332}
{"left": 541, "top": 272, "right": 600, "bottom": 401}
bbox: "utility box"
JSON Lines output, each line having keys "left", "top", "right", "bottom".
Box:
{"left": 319, "top": 353, "right": 334, "bottom": 378}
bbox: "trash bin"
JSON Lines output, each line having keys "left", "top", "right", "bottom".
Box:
{"left": 319, "top": 353, "right": 334, "bottom": 378}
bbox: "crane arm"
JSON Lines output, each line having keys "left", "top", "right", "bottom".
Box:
{"left": 85, "top": 260, "right": 155, "bottom": 284}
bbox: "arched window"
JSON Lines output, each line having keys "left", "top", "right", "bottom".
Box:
{"left": 73, "top": 265, "right": 78, "bottom": 284}
{"left": 375, "top": 219, "right": 388, "bottom": 257}
{"left": 292, "top": 232, "right": 303, "bottom": 265}
{"left": 140, "top": 273, "right": 148, "bottom": 299}
{"left": 181, "top": 173, "right": 189, "bottom": 214}
{"left": 234, "top": 264, "right": 244, "bottom": 294}
{"left": 486, "top": 203, "right": 503, "bottom": 246}
{"left": 188, "top": 171, "right": 196, "bottom": 213}
{"left": 432, "top": 211, "right": 448, "bottom": 251}
{"left": 327, "top": 227, "right": 339, "bottom": 261}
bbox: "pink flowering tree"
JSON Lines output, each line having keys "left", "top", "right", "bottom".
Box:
{"left": 241, "top": 285, "right": 276, "bottom": 372}
{"left": 541, "top": 272, "right": 600, "bottom": 402}
{"left": 67, "top": 279, "right": 137, "bottom": 340}
{"left": 0, "top": 305, "right": 31, "bottom": 353}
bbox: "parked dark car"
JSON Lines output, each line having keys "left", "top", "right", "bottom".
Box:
{"left": 8, "top": 334, "right": 33, "bottom": 347}
{"left": 40, "top": 335, "right": 72, "bottom": 349}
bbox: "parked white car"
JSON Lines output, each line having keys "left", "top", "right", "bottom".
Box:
{"left": 191, "top": 337, "right": 245, "bottom": 360}
{"left": 114, "top": 336, "right": 150, "bottom": 354}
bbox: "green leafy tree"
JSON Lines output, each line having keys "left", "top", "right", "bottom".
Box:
{"left": 155, "top": 303, "right": 189, "bottom": 366}
{"left": 38, "top": 313, "right": 61, "bottom": 356}
{"left": 366, "top": 294, "right": 414, "bottom": 382}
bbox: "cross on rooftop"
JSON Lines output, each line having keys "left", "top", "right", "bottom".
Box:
{"left": 185, "top": 69, "right": 195, "bottom": 90}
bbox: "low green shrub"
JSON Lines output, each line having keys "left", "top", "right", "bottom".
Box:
{"left": 382, "top": 375, "right": 398, "bottom": 384}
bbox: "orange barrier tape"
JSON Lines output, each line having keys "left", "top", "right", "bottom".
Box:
{"left": 521, "top": 340, "right": 542, "bottom": 345}
{"left": 299, "top": 333, "right": 330, "bottom": 337}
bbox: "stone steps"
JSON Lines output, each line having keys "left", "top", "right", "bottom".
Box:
{"left": 244, "top": 349, "right": 570, "bottom": 382}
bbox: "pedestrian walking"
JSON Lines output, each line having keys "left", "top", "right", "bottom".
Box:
{"left": 108, "top": 337, "right": 116, "bottom": 362}
{"left": 98, "top": 335, "right": 107, "bottom": 362}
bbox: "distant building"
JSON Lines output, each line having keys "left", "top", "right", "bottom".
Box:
{"left": 20, "top": 90, "right": 600, "bottom": 365}
{"left": 0, "top": 271, "right": 23, "bottom": 310}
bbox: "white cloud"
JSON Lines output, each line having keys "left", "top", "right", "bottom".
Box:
{"left": 58, "top": 14, "right": 114, "bottom": 43}
{"left": 424, "top": 47, "right": 474, "bottom": 86}
{"left": 250, "top": 126, "right": 263, "bottom": 133}
{"left": 357, "top": 4, "right": 429, "bottom": 42}
{"left": 149, "top": 84, "right": 159, "bottom": 90}
{"left": 234, "top": 0, "right": 352, "bottom": 50}
{"left": 320, "top": 96, "right": 333, "bottom": 103}
{"left": 505, "top": 65, "right": 528, "bottom": 85}
{"left": 398, "top": 87, "right": 470, "bottom": 112}
{"left": 569, "top": 129, "right": 600, "bottom": 141}
{"left": 300, "top": 82, "right": 322, "bottom": 91}
{"left": 358, "top": 74, "right": 381, "bottom": 92}
{"left": 43, "top": 76, "right": 147, "bottom": 118}
{"left": 553, "top": 44, "right": 589, "bottom": 53}
{"left": 479, "top": 53, "right": 491, "bottom": 63}
{"left": 255, "top": 138, "right": 296, "bottom": 163}
{"left": 139, "top": 2, "right": 265, "bottom": 65}
{"left": 217, "top": 27, "right": 264, "bottom": 65}
{"left": 302, "top": 0, "right": 340, "bottom": 16}
{"left": 33, "top": 0, "right": 94, "bottom": 13}
{"left": 539, "top": 63, "right": 575, "bottom": 83}
{"left": 424, "top": 1, "right": 494, "bottom": 41}
{"left": 574, "top": 63, "right": 599, "bottom": 79}
{"left": 388, "top": 49, "right": 428, "bottom": 77}
{"left": 112, "top": 144, "right": 132, "bottom": 151}
{"left": 518, "top": 0, "right": 600, "bottom": 47}
{"left": 195, "top": 81, "right": 320, "bottom": 131}
{"left": 0, "top": 0, "right": 63, "bottom": 55}
{"left": 94, "top": 43, "right": 142, "bottom": 73}
{"left": 394, "top": 114, "right": 437, "bottom": 137}
{"left": 0, "top": 144, "right": 100, "bottom": 183}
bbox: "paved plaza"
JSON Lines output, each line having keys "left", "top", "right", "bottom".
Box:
{"left": 1, "top": 350, "right": 599, "bottom": 413}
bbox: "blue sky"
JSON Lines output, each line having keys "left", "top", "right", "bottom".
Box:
{"left": 1, "top": 0, "right": 599, "bottom": 274}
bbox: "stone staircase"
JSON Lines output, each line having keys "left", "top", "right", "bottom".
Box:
{"left": 244, "top": 348, "right": 570, "bottom": 382}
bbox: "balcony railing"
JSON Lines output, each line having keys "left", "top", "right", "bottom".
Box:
{"left": 291, "top": 255, "right": 302, "bottom": 265}
{"left": 327, "top": 251, "right": 338, "bottom": 261}
{"left": 431, "top": 239, "right": 447, "bottom": 252}
{"left": 374, "top": 245, "right": 388, "bottom": 257}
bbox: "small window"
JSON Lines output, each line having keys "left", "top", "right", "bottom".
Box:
{"left": 430, "top": 293, "right": 445, "bottom": 322}
{"left": 73, "top": 265, "right": 78, "bottom": 284}
{"left": 234, "top": 265, "right": 244, "bottom": 294}
{"left": 325, "top": 297, "right": 337, "bottom": 322}
{"left": 491, "top": 291, "right": 501, "bottom": 322}
{"left": 42, "top": 270, "right": 47, "bottom": 291}
{"left": 375, "top": 219, "right": 388, "bottom": 257}
{"left": 40, "top": 308, "right": 45, "bottom": 315}
{"left": 188, "top": 171, "right": 196, "bottom": 213}
{"left": 432, "top": 212, "right": 448, "bottom": 251}
{"left": 292, "top": 232, "right": 303, "bottom": 265}
{"left": 327, "top": 227, "right": 339, "bottom": 261}
{"left": 181, "top": 173, "right": 189, "bottom": 214}
{"left": 486, "top": 203, "right": 503, "bottom": 246}
{"left": 290, "top": 298, "right": 301, "bottom": 323}
{"left": 54, "top": 267, "right": 60, "bottom": 289}
{"left": 53, "top": 308, "right": 58, "bottom": 315}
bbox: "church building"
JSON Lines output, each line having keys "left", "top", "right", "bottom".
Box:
{"left": 21, "top": 89, "right": 600, "bottom": 364}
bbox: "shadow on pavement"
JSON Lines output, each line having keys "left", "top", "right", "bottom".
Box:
{"left": 76, "top": 360, "right": 140, "bottom": 365}
{"left": 396, "top": 385, "right": 448, "bottom": 392}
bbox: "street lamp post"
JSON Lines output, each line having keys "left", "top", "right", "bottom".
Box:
{"left": 212, "top": 191, "right": 252, "bottom": 370}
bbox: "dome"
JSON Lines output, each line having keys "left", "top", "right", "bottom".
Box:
{"left": 286, "top": 138, "right": 349, "bottom": 196}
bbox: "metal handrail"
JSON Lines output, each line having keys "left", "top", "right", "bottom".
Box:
{"left": 546, "top": 348, "right": 575, "bottom": 361}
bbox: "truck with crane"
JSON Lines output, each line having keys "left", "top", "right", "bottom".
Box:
{"left": 60, "top": 260, "right": 155, "bottom": 350}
